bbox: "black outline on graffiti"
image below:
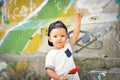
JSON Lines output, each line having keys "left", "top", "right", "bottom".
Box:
{"left": 68, "top": 26, "right": 112, "bottom": 53}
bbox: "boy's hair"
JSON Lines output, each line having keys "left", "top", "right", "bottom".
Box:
{"left": 48, "top": 20, "right": 68, "bottom": 46}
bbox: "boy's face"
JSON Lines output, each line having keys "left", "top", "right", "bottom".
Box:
{"left": 48, "top": 28, "right": 68, "bottom": 49}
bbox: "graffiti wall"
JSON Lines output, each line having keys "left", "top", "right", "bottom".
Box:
{"left": 0, "top": 0, "right": 120, "bottom": 80}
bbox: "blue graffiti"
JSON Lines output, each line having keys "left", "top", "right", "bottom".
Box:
{"left": 68, "top": 26, "right": 112, "bottom": 52}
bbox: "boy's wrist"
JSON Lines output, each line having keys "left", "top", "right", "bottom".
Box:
{"left": 76, "top": 19, "right": 81, "bottom": 23}
{"left": 53, "top": 75, "right": 61, "bottom": 80}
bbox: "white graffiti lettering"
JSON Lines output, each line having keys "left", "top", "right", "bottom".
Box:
{"left": 13, "top": 7, "right": 19, "bottom": 17}
{"left": 20, "top": 5, "right": 29, "bottom": 17}
{"left": 7, "top": 8, "right": 16, "bottom": 19}
{"left": 3, "top": 0, "right": 36, "bottom": 19}
{"left": 9, "top": 0, "right": 17, "bottom": 5}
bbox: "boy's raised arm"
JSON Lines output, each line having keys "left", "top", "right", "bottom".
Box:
{"left": 70, "top": 9, "right": 84, "bottom": 45}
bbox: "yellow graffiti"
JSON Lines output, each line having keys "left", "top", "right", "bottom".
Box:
{"left": 22, "top": 34, "right": 43, "bottom": 54}
{"left": 16, "top": 58, "right": 28, "bottom": 71}
{"left": 0, "top": 31, "right": 5, "bottom": 40}
{"left": 1, "top": 0, "right": 43, "bottom": 22}
{"left": 7, "top": 65, "right": 16, "bottom": 76}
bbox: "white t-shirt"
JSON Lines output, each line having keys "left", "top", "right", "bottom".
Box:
{"left": 45, "top": 40, "right": 80, "bottom": 80}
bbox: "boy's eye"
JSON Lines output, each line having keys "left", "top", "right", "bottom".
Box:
{"left": 52, "top": 35, "right": 65, "bottom": 38}
{"left": 53, "top": 36, "right": 57, "bottom": 38}
{"left": 61, "top": 35, "right": 65, "bottom": 37}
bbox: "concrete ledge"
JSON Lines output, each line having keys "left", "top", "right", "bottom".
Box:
{"left": 0, "top": 53, "right": 120, "bottom": 80}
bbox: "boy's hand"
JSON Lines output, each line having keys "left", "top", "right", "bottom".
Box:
{"left": 76, "top": 8, "right": 84, "bottom": 21}
{"left": 59, "top": 76, "right": 67, "bottom": 80}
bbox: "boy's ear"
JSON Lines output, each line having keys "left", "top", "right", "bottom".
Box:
{"left": 48, "top": 37, "right": 52, "bottom": 42}
{"left": 66, "top": 35, "right": 68, "bottom": 39}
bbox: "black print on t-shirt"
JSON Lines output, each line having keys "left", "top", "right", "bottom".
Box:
{"left": 65, "top": 48, "right": 72, "bottom": 57}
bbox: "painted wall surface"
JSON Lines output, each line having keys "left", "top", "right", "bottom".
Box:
{"left": 0, "top": 0, "right": 119, "bottom": 80}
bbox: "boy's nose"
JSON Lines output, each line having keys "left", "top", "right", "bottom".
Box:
{"left": 57, "top": 37, "right": 61, "bottom": 40}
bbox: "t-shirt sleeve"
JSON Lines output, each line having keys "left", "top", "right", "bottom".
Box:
{"left": 45, "top": 52, "right": 55, "bottom": 70}
{"left": 66, "top": 39, "right": 73, "bottom": 52}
